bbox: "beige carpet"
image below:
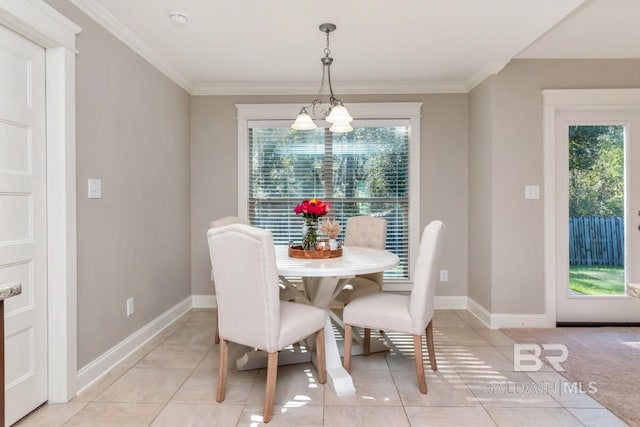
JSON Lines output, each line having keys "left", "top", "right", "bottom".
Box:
{"left": 501, "top": 327, "right": 640, "bottom": 426}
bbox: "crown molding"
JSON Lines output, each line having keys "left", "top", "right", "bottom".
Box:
{"left": 465, "top": 60, "right": 511, "bottom": 91}
{"left": 69, "top": 0, "right": 193, "bottom": 93}
{"left": 192, "top": 80, "right": 469, "bottom": 96}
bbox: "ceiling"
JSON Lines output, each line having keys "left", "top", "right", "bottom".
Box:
{"left": 67, "top": 0, "right": 640, "bottom": 95}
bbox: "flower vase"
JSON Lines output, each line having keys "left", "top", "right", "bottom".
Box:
{"left": 302, "top": 218, "right": 318, "bottom": 250}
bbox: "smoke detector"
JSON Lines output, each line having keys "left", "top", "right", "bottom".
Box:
{"left": 169, "top": 12, "right": 188, "bottom": 28}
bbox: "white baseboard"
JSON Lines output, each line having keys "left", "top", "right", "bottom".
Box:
{"left": 192, "top": 294, "right": 216, "bottom": 308}
{"left": 76, "top": 296, "right": 192, "bottom": 394}
{"left": 434, "top": 296, "right": 467, "bottom": 310}
{"left": 466, "top": 297, "right": 493, "bottom": 328}
{"left": 490, "top": 313, "right": 554, "bottom": 329}
{"left": 466, "top": 297, "right": 554, "bottom": 329}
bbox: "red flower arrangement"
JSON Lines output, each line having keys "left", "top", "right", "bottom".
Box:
{"left": 293, "top": 198, "right": 331, "bottom": 219}
{"left": 294, "top": 198, "right": 331, "bottom": 250}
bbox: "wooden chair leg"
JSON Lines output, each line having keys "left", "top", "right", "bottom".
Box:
{"left": 214, "top": 318, "right": 220, "bottom": 345}
{"left": 414, "top": 334, "right": 427, "bottom": 394}
{"left": 216, "top": 339, "right": 228, "bottom": 402}
{"left": 343, "top": 324, "right": 353, "bottom": 372}
{"left": 426, "top": 320, "right": 437, "bottom": 371}
{"left": 363, "top": 328, "right": 371, "bottom": 356}
{"left": 316, "top": 328, "right": 326, "bottom": 384}
{"left": 263, "top": 352, "right": 278, "bottom": 423}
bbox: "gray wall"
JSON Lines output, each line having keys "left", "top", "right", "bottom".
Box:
{"left": 190, "top": 94, "right": 469, "bottom": 299}
{"left": 469, "top": 58, "right": 640, "bottom": 315}
{"left": 46, "top": 0, "right": 192, "bottom": 368}
{"left": 468, "top": 77, "right": 495, "bottom": 311}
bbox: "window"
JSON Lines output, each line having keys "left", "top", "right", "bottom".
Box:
{"left": 238, "top": 103, "right": 421, "bottom": 286}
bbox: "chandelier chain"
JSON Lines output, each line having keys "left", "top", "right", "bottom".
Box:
{"left": 324, "top": 29, "right": 331, "bottom": 57}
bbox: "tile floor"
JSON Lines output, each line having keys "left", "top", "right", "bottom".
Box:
{"left": 15, "top": 309, "right": 628, "bottom": 426}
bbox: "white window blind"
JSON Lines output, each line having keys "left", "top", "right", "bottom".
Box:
{"left": 247, "top": 119, "right": 410, "bottom": 279}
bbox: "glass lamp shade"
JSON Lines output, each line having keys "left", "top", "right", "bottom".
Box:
{"left": 326, "top": 104, "right": 353, "bottom": 124}
{"left": 329, "top": 122, "right": 353, "bottom": 133}
{"left": 291, "top": 111, "right": 317, "bottom": 130}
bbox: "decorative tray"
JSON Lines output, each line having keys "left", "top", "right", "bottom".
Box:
{"left": 288, "top": 242, "right": 342, "bottom": 259}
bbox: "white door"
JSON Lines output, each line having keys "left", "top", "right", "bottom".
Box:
{"left": 555, "top": 110, "right": 640, "bottom": 322}
{"left": 0, "top": 24, "right": 48, "bottom": 425}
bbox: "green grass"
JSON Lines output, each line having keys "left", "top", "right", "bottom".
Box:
{"left": 569, "top": 265, "right": 625, "bottom": 295}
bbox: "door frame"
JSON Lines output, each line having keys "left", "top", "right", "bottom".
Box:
{"left": 543, "top": 89, "right": 640, "bottom": 325}
{"left": 0, "top": 1, "right": 80, "bottom": 402}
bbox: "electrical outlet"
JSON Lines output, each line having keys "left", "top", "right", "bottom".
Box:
{"left": 440, "top": 270, "right": 448, "bottom": 282}
{"left": 126, "top": 297, "right": 134, "bottom": 316}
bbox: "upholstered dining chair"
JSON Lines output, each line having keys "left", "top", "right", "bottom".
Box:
{"left": 209, "top": 216, "right": 250, "bottom": 344}
{"left": 334, "top": 216, "right": 388, "bottom": 304}
{"left": 342, "top": 220, "right": 445, "bottom": 394}
{"left": 207, "top": 224, "right": 327, "bottom": 423}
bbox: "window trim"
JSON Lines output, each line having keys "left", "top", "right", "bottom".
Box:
{"left": 237, "top": 102, "right": 422, "bottom": 289}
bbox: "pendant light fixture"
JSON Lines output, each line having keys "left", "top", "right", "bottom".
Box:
{"left": 292, "top": 23, "right": 353, "bottom": 133}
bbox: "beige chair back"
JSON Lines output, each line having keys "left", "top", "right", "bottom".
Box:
{"left": 409, "top": 220, "right": 445, "bottom": 334}
{"left": 344, "top": 216, "right": 387, "bottom": 249}
{"left": 343, "top": 216, "right": 387, "bottom": 289}
{"left": 207, "top": 224, "right": 281, "bottom": 352}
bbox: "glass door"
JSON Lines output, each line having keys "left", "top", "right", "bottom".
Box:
{"left": 556, "top": 111, "right": 640, "bottom": 323}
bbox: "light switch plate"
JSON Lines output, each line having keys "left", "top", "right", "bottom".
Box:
{"left": 525, "top": 185, "right": 540, "bottom": 200}
{"left": 88, "top": 178, "right": 102, "bottom": 199}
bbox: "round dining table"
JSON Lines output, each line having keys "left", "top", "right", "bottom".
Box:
{"left": 276, "top": 245, "right": 399, "bottom": 396}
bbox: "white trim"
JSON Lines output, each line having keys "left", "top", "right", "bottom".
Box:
{"left": 69, "top": 0, "right": 193, "bottom": 93}
{"left": 434, "top": 296, "right": 468, "bottom": 310}
{"left": 467, "top": 297, "right": 554, "bottom": 329}
{"left": 542, "top": 102, "right": 558, "bottom": 327}
{"left": 45, "top": 46, "right": 79, "bottom": 403}
{"left": 465, "top": 60, "right": 510, "bottom": 92}
{"left": 192, "top": 294, "right": 217, "bottom": 308}
{"left": 489, "top": 313, "right": 554, "bottom": 329}
{"left": 0, "top": 0, "right": 81, "bottom": 404}
{"left": 236, "top": 102, "right": 422, "bottom": 282}
{"left": 0, "top": 0, "right": 80, "bottom": 50}
{"left": 542, "top": 88, "right": 640, "bottom": 108}
{"left": 192, "top": 294, "right": 216, "bottom": 308}
{"left": 76, "top": 296, "right": 192, "bottom": 394}
{"left": 193, "top": 81, "right": 468, "bottom": 96}
{"left": 466, "top": 297, "right": 493, "bottom": 328}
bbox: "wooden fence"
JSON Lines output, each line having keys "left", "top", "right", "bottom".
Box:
{"left": 569, "top": 217, "right": 624, "bottom": 266}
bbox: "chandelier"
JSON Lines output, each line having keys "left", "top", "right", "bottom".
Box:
{"left": 291, "top": 23, "right": 353, "bottom": 133}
